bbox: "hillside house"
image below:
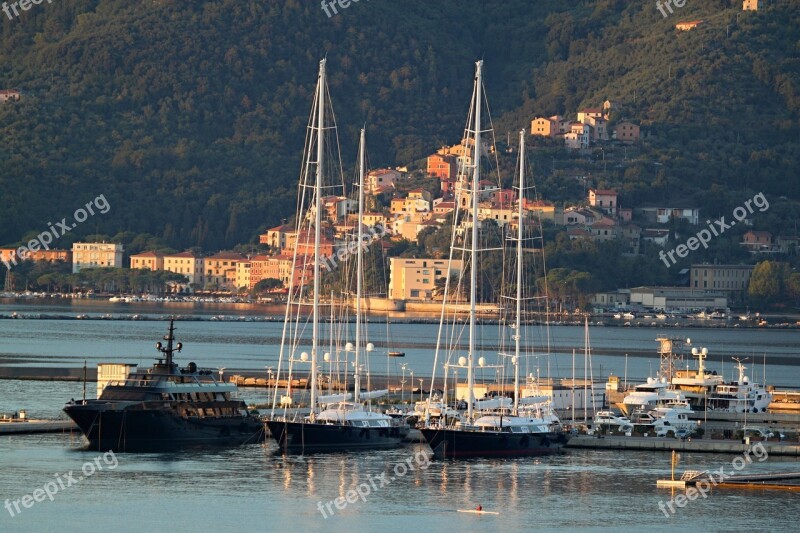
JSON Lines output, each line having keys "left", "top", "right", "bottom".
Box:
{"left": 588, "top": 189, "right": 618, "bottom": 216}
{"left": 613, "top": 122, "right": 640, "bottom": 143}
{"left": 427, "top": 153, "right": 457, "bottom": 180}
{"left": 741, "top": 230, "right": 773, "bottom": 253}
{"left": 367, "top": 169, "right": 401, "bottom": 194}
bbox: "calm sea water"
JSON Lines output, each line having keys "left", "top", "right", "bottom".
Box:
{"left": 1, "top": 303, "right": 800, "bottom": 532}
{"left": 1, "top": 382, "right": 799, "bottom": 533}
{"left": 0, "top": 299, "right": 798, "bottom": 386}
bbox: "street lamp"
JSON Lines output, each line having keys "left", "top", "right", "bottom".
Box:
{"left": 410, "top": 370, "right": 414, "bottom": 405}
{"left": 453, "top": 370, "right": 458, "bottom": 408}
{"left": 400, "top": 363, "right": 408, "bottom": 407}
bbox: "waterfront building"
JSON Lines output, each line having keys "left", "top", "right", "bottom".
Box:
{"left": 130, "top": 251, "right": 164, "bottom": 271}
{"left": 388, "top": 257, "right": 463, "bottom": 301}
{"left": 204, "top": 252, "right": 244, "bottom": 291}
{"left": 71, "top": 242, "right": 124, "bottom": 273}
{"left": 690, "top": 264, "right": 754, "bottom": 302}
{"left": 629, "top": 286, "right": 727, "bottom": 311}
{"left": 163, "top": 251, "right": 204, "bottom": 286}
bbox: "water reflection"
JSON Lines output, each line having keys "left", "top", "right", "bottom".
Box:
{"left": 2, "top": 433, "right": 799, "bottom": 531}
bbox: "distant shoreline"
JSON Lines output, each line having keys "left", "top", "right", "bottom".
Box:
{"left": 1, "top": 311, "right": 799, "bottom": 330}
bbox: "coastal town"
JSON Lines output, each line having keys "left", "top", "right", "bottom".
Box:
{"left": 1, "top": 117, "right": 794, "bottom": 317}
{"left": 2, "top": 1, "right": 800, "bottom": 531}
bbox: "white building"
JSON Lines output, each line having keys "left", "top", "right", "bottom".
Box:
{"left": 629, "top": 286, "right": 727, "bottom": 311}
{"left": 72, "top": 242, "right": 124, "bottom": 273}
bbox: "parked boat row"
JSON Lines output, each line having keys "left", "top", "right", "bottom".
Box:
{"left": 61, "top": 59, "right": 570, "bottom": 460}
{"left": 59, "top": 60, "right": 792, "bottom": 461}
{"left": 616, "top": 337, "right": 773, "bottom": 420}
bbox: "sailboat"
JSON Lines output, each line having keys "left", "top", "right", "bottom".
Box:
{"left": 420, "top": 61, "right": 570, "bottom": 458}
{"left": 264, "top": 60, "right": 405, "bottom": 453}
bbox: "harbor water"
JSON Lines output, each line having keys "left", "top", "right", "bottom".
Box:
{"left": 0, "top": 300, "right": 799, "bottom": 386}
{"left": 1, "top": 303, "right": 800, "bottom": 531}
{"left": 1, "top": 381, "right": 799, "bottom": 532}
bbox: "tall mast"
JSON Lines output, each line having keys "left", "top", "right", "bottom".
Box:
{"left": 311, "top": 58, "right": 326, "bottom": 414}
{"left": 513, "top": 129, "right": 525, "bottom": 416}
{"left": 354, "top": 127, "right": 366, "bottom": 405}
{"left": 467, "top": 60, "right": 483, "bottom": 421}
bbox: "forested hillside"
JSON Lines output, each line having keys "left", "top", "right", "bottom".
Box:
{"left": 0, "top": 0, "right": 798, "bottom": 254}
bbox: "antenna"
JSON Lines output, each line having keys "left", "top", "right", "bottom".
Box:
{"left": 155, "top": 317, "right": 182, "bottom": 370}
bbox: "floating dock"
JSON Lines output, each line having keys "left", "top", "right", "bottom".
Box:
{"left": 658, "top": 470, "right": 800, "bottom": 491}
{"left": 567, "top": 434, "right": 800, "bottom": 456}
{"left": 0, "top": 419, "right": 78, "bottom": 435}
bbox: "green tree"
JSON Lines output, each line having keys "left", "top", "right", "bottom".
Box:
{"left": 252, "top": 278, "right": 282, "bottom": 296}
{"left": 748, "top": 261, "right": 792, "bottom": 307}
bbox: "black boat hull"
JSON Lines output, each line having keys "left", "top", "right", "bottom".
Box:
{"left": 264, "top": 420, "right": 405, "bottom": 454}
{"left": 63, "top": 404, "right": 265, "bottom": 452}
{"left": 419, "top": 427, "right": 570, "bottom": 459}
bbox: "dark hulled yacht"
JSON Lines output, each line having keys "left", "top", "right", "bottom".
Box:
{"left": 420, "top": 415, "right": 569, "bottom": 459}
{"left": 63, "top": 319, "right": 265, "bottom": 452}
{"left": 264, "top": 62, "right": 406, "bottom": 454}
{"left": 265, "top": 402, "right": 407, "bottom": 454}
{"left": 419, "top": 62, "right": 571, "bottom": 459}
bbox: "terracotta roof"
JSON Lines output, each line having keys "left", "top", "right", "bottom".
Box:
{"left": 206, "top": 252, "right": 245, "bottom": 260}
{"left": 591, "top": 189, "right": 618, "bottom": 196}
{"left": 567, "top": 228, "right": 591, "bottom": 237}
{"left": 525, "top": 199, "right": 554, "bottom": 208}
{"left": 165, "top": 251, "right": 200, "bottom": 258}
{"left": 591, "top": 219, "right": 616, "bottom": 228}
{"left": 131, "top": 251, "right": 164, "bottom": 258}
{"left": 267, "top": 224, "right": 294, "bottom": 232}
